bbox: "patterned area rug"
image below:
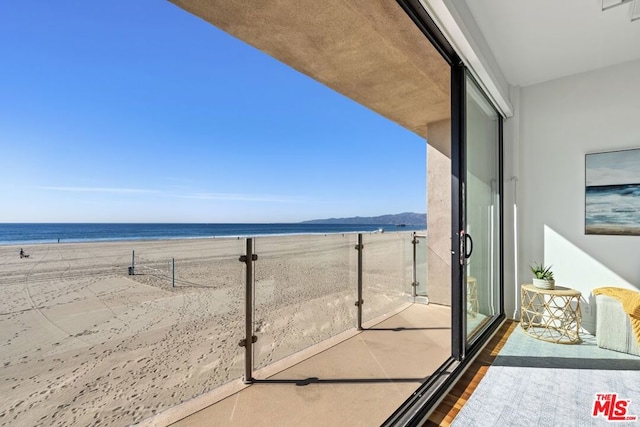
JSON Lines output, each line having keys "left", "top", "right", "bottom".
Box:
{"left": 452, "top": 326, "right": 640, "bottom": 426}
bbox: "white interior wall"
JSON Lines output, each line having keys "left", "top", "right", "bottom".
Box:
{"left": 502, "top": 87, "right": 520, "bottom": 320}
{"left": 515, "top": 59, "right": 640, "bottom": 332}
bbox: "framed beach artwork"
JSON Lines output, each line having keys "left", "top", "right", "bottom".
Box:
{"left": 585, "top": 148, "right": 640, "bottom": 235}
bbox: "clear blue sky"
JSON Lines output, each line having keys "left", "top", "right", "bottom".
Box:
{"left": 0, "top": 1, "right": 426, "bottom": 223}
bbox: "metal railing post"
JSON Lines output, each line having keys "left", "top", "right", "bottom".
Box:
{"left": 411, "top": 233, "right": 418, "bottom": 300}
{"left": 129, "top": 250, "right": 135, "bottom": 275}
{"left": 239, "top": 238, "right": 257, "bottom": 384}
{"left": 355, "top": 233, "right": 363, "bottom": 330}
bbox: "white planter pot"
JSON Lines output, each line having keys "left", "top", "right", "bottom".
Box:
{"left": 533, "top": 278, "right": 555, "bottom": 290}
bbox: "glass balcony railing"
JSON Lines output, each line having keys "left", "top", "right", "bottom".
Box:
{"left": 0, "top": 231, "right": 429, "bottom": 426}
{"left": 129, "top": 239, "right": 246, "bottom": 420}
{"left": 361, "top": 232, "right": 414, "bottom": 324}
{"left": 253, "top": 234, "right": 357, "bottom": 370}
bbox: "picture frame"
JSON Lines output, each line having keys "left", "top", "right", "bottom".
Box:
{"left": 585, "top": 148, "right": 640, "bottom": 236}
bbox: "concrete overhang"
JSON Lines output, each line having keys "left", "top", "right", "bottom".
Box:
{"left": 169, "top": 0, "right": 451, "bottom": 140}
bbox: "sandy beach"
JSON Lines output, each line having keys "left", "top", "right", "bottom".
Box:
{"left": 0, "top": 232, "right": 415, "bottom": 426}
{"left": 585, "top": 224, "right": 640, "bottom": 236}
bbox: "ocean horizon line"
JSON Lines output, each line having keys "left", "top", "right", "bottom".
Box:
{"left": 0, "top": 222, "right": 426, "bottom": 246}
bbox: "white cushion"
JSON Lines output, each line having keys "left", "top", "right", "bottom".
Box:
{"left": 596, "top": 295, "right": 640, "bottom": 357}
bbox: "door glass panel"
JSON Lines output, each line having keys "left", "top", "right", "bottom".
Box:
{"left": 465, "top": 75, "right": 500, "bottom": 340}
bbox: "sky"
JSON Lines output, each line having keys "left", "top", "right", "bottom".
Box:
{"left": 586, "top": 149, "right": 640, "bottom": 186}
{"left": 0, "top": 1, "right": 426, "bottom": 223}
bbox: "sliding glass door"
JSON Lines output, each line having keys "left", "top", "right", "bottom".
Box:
{"left": 451, "top": 66, "right": 503, "bottom": 360}
{"left": 383, "top": 3, "right": 505, "bottom": 423}
{"left": 463, "top": 75, "right": 502, "bottom": 343}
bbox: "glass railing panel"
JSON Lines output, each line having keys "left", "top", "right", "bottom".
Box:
{"left": 0, "top": 238, "right": 245, "bottom": 426}
{"left": 253, "top": 233, "right": 357, "bottom": 370}
{"left": 362, "top": 232, "right": 413, "bottom": 324}
{"left": 120, "top": 238, "right": 247, "bottom": 421}
{"left": 415, "top": 235, "right": 428, "bottom": 297}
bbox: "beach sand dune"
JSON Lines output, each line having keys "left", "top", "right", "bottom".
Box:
{"left": 0, "top": 233, "right": 414, "bottom": 426}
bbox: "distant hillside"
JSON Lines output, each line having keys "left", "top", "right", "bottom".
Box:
{"left": 301, "top": 212, "right": 426, "bottom": 225}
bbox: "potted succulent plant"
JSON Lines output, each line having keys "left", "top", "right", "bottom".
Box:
{"left": 530, "top": 262, "right": 555, "bottom": 290}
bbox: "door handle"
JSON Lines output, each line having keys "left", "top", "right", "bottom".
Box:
{"left": 465, "top": 233, "right": 473, "bottom": 259}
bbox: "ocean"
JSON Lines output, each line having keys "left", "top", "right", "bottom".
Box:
{"left": 585, "top": 183, "right": 640, "bottom": 227}
{"left": 0, "top": 223, "right": 425, "bottom": 245}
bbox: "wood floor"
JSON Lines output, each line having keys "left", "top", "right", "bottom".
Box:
{"left": 425, "top": 320, "right": 518, "bottom": 426}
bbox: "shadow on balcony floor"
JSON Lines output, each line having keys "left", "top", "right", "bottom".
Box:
{"left": 151, "top": 303, "right": 451, "bottom": 426}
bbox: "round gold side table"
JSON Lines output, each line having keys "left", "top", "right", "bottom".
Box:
{"left": 520, "top": 284, "right": 582, "bottom": 344}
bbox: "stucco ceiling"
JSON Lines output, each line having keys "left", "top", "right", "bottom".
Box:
{"left": 464, "top": 0, "right": 640, "bottom": 87}
{"left": 169, "top": 0, "right": 640, "bottom": 133}
{"left": 170, "top": 0, "right": 451, "bottom": 140}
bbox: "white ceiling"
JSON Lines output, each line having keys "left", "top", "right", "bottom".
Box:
{"left": 464, "top": 0, "right": 640, "bottom": 87}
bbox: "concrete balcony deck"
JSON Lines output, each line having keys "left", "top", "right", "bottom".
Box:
{"left": 148, "top": 303, "right": 451, "bottom": 426}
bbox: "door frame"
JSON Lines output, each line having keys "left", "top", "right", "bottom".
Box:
{"left": 453, "top": 68, "right": 506, "bottom": 360}
{"left": 384, "top": 1, "right": 505, "bottom": 424}
{"left": 451, "top": 59, "right": 466, "bottom": 361}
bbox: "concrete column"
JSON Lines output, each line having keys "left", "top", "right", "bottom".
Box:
{"left": 426, "top": 119, "right": 452, "bottom": 306}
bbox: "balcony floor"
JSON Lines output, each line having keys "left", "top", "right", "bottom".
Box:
{"left": 151, "top": 303, "right": 451, "bottom": 427}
